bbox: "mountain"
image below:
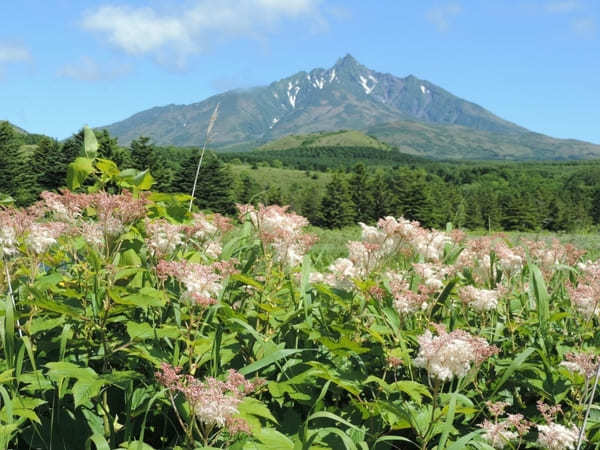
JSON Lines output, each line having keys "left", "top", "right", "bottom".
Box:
{"left": 100, "top": 54, "right": 600, "bottom": 160}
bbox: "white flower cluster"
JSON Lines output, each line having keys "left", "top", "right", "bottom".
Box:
{"left": 25, "top": 223, "right": 65, "bottom": 255}
{"left": 458, "top": 285, "right": 499, "bottom": 312}
{"left": 0, "top": 227, "right": 17, "bottom": 257}
{"left": 414, "top": 327, "right": 498, "bottom": 381}
{"left": 537, "top": 423, "right": 579, "bottom": 450}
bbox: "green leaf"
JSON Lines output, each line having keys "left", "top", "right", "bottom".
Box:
{"left": 254, "top": 428, "right": 294, "bottom": 449}
{"left": 72, "top": 378, "right": 106, "bottom": 407}
{"left": 45, "top": 362, "right": 98, "bottom": 381}
{"left": 67, "top": 157, "right": 95, "bottom": 190}
{"left": 96, "top": 158, "right": 119, "bottom": 177}
{"left": 490, "top": 347, "right": 535, "bottom": 397}
{"left": 238, "top": 397, "right": 278, "bottom": 424}
{"left": 83, "top": 125, "right": 99, "bottom": 158}
{"left": 110, "top": 287, "right": 166, "bottom": 308}
{"left": 239, "top": 349, "right": 310, "bottom": 376}
{"left": 529, "top": 263, "right": 550, "bottom": 334}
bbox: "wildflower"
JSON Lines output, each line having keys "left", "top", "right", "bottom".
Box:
{"left": 155, "top": 365, "right": 261, "bottom": 434}
{"left": 237, "top": 204, "right": 316, "bottom": 267}
{"left": 145, "top": 219, "right": 183, "bottom": 257}
{"left": 387, "top": 272, "right": 428, "bottom": 314}
{"left": 560, "top": 352, "right": 600, "bottom": 379}
{"left": 25, "top": 222, "right": 68, "bottom": 254}
{"left": 480, "top": 419, "right": 518, "bottom": 449}
{"left": 458, "top": 285, "right": 500, "bottom": 312}
{"left": 413, "top": 325, "right": 498, "bottom": 381}
{"left": 413, "top": 263, "right": 450, "bottom": 290}
{"left": 156, "top": 259, "right": 238, "bottom": 306}
{"left": 536, "top": 423, "right": 579, "bottom": 450}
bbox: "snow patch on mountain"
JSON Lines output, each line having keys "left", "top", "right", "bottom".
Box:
{"left": 359, "top": 75, "right": 377, "bottom": 94}
{"left": 287, "top": 81, "right": 300, "bottom": 108}
{"left": 420, "top": 85, "right": 430, "bottom": 95}
{"left": 329, "top": 69, "right": 336, "bottom": 82}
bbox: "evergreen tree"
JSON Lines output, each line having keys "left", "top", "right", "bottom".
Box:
{"left": 97, "top": 130, "right": 119, "bottom": 160}
{"left": 175, "top": 152, "right": 235, "bottom": 214}
{"left": 349, "top": 163, "right": 372, "bottom": 223}
{"left": 0, "top": 122, "right": 23, "bottom": 196}
{"left": 130, "top": 136, "right": 154, "bottom": 171}
{"left": 320, "top": 173, "right": 355, "bottom": 228}
{"left": 30, "top": 137, "right": 67, "bottom": 190}
{"left": 368, "top": 172, "right": 392, "bottom": 222}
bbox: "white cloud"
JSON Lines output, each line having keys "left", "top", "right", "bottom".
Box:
{"left": 545, "top": 1, "right": 580, "bottom": 14}
{"left": 82, "top": 0, "right": 324, "bottom": 62}
{"left": 426, "top": 3, "right": 462, "bottom": 32}
{"left": 0, "top": 43, "right": 31, "bottom": 64}
{"left": 58, "top": 56, "right": 131, "bottom": 81}
{"left": 571, "top": 17, "right": 597, "bottom": 37}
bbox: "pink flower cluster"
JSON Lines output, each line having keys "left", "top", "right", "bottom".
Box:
{"left": 413, "top": 324, "right": 499, "bottom": 381}
{"left": 458, "top": 285, "right": 502, "bottom": 312}
{"left": 156, "top": 363, "right": 262, "bottom": 434}
{"left": 479, "top": 402, "right": 530, "bottom": 449}
{"left": 535, "top": 401, "right": 580, "bottom": 450}
{"left": 560, "top": 351, "right": 600, "bottom": 379}
{"left": 567, "top": 262, "right": 600, "bottom": 318}
{"left": 157, "top": 259, "right": 238, "bottom": 306}
{"left": 238, "top": 204, "right": 316, "bottom": 267}
{"left": 386, "top": 272, "right": 429, "bottom": 314}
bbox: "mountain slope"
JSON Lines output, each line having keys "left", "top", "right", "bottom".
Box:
{"left": 367, "top": 121, "right": 600, "bottom": 160}
{"left": 102, "top": 55, "right": 523, "bottom": 145}
{"left": 100, "top": 54, "right": 600, "bottom": 160}
{"left": 257, "top": 130, "right": 391, "bottom": 151}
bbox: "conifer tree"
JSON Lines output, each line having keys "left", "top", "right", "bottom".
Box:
{"left": 0, "top": 121, "right": 23, "bottom": 196}
{"left": 320, "top": 173, "right": 355, "bottom": 228}
{"left": 349, "top": 163, "right": 373, "bottom": 223}
{"left": 175, "top": 152, "right": 235, "bottom": 214}
{"left": 30, "top": 137, "right": 66, "bottom": 190}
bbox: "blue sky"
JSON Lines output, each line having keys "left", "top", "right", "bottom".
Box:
{"left": 1, "top": 0, "right": 599, "bottom": 143}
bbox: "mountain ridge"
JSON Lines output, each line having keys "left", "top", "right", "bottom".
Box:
{"left": 99, "top": 54, "right": 600, "bottom": 160}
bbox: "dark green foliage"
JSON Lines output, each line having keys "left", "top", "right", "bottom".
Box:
{"left": 0, "top": 122, "right": 24, "bottom": 196}
{"left": 349, "top": 164, "right": 373, "bottom": 223}
{"left": 30, "top": 137, "right": 68, "bottom": 190}
{"left": 320, "top": 173, "right": 355, "bottom": 228}
{"left": 175, "top": 152, "right": 235, "bottom": 214}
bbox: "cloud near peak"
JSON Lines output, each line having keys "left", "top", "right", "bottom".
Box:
{"left": 82, "top": 0, "right": 324, "bottom": 62}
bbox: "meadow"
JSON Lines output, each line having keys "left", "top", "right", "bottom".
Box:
{"left": 0, "top": 129, "right": 599, "bottom": 449}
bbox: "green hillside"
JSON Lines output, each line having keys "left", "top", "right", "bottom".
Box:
{"left": 367, "top": 120, "right": 600, "bottom": 160}
{"left": 257, "top": 130, "right": 392, "bottom": 151}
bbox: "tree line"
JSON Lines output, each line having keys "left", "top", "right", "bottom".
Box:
{"left": 1, "top": 121, "right": 599, "bottom": 232}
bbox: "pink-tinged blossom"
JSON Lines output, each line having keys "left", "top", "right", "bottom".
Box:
{"left": 0, "top": 226, "right": 17, "bottom": 257}
{"left": 567, "top": 282, "right": 600, "bottom": 318}
{"left": 413, "top": 263, "right": 450, "bottom": 291}
{"left": 145, "top": 219, "right": 183, "bottom": 257}
{"left": 387, "top": 272, "right": 429, "bottom": 314}
{"left": 25, "top": 222, "right": 68, "bottom": 254}
{"left": 536, "top": 423, "right": 579, "bottom": 450}
{"left": 458, "top": 285, "right": 500, "bottom": 312}
{"left": 413, "top": 325, "right": 499, "bottom": 381}
{"left": 157, "top": 259, "right": 238, "bottom": 306}
{"left": 480, "top": 419, "right": 518, "bottom": 449}
{"left": 560, "top": 352, "right": 600, "bottom": 379}
{"left": 40, "top": 189, "right": 93, "bottom": 222}
{"left": 237, "top": 204, "right": 316, "bottom": 267}
{"left": 155, "top": 364, "right": 260, "bottom": 434}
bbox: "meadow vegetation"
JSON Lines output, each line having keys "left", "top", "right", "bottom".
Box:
{"left": 0, "top": 128, "right": 599, "bottom": 449}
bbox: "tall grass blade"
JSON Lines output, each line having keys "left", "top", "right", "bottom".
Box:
{"left": 188, "top": 103, "right": 220, "bottom": 212}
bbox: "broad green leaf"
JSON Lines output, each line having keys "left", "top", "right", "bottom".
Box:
{"left": 67, "top": 157, "right": 95, "bottom": 190}
{"left": 83, "top": 125, "right": 99, "bottom": 158}
{"left": 72, "top": 378, "right": 106, "bottom": 407}
{"left": 254, "top": 428, "right": 294, "bottom": 450}
{"left": 96, "top": 158, "right": 119, "bottom": 177}
{"left": 45, "top": 362, "right": 98, "bottom": 381}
